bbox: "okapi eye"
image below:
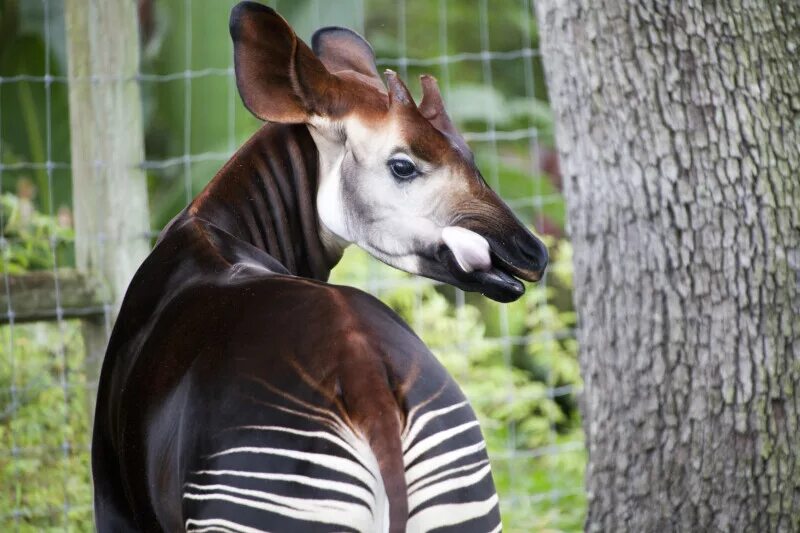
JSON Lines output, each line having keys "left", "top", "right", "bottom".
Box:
{"left": 388, "top": 156, "right": 418, "bottom": 180}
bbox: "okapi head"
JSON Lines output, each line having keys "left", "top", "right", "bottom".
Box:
{"left": 230, "top": 2, "right": 547, "bottom": 302}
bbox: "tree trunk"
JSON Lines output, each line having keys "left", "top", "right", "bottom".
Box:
{"left": 535, "top": 1, "right": 800, "bottom": 531}
{"left": 65, "top": 0, "right": 150, "bottom": 414}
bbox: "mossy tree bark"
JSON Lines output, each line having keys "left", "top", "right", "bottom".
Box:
{"left": 535, "top": 1, "right": 800, "bottom": 530}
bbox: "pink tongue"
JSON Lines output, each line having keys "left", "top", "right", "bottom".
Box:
{"left": 441, "top": 226, "right": 492, "bottom": 273}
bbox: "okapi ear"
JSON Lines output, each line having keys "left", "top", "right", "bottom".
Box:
{"left": 230, "top": 2, "right": 335, "bottom": 123}
{"left": 419, "top": 75, "right": 472, "bottom": 157}
{"left": 312, "top": 27, "right": 384, "bottom": 93}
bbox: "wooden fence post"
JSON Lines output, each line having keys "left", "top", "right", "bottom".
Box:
{"left": 64, "top": 0, "right": 151, "bottom": 409}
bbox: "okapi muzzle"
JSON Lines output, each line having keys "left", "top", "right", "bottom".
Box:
{"left": 436, "top": 188, "right": 549, "bottom": 303}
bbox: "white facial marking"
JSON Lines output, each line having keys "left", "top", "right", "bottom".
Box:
{"left": 311, "top": 114, "right": 482, "bottom": 279}
{"left": 316, "top": 149, "right": 350, "bottom": 242}
{"left": 313, "top": 115, "right": 404, "bottom": 252}
{"left": 441, "top": 226, "right": 491, "bottom": 273}
{"left": 309, "top": 116, "right": 352, "bottom": 244}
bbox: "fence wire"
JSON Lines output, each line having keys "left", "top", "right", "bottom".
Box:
{"left": 0, "top": 0, "right": 583, "bottom": 531}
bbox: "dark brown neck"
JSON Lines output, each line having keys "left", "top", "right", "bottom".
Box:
{"left": 189, "top": 123, "right": 333, "bottom": 281}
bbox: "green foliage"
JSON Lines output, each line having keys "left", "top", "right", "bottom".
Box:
{"left": 0, "top": 321, "right": 93, "bottom": 531}
{"left": 0, "top": 192, "right": 73, "bottom": 274}
{"left": 0, "top": 1, "right": 72, "bottom": 215}
{"left": 447, "top": 83, "right": 554, "bottom": 145}
{"left": 0, "top": 195, "right": 87, "bottom": 530}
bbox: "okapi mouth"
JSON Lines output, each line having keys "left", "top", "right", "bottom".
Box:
{"left": 484, "top": 234, "right": 547, "bottom": 283}
{"left": 434, "top": 233, "right": 547, "bottom": 303}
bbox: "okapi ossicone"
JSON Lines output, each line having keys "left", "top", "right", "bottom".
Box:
{"left": 92, "top": 3, "right": 547, "bottom": 532}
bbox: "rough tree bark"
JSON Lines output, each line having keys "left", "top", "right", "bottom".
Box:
{"left": 535, "top": 2, "right": 800, "bottom": 531}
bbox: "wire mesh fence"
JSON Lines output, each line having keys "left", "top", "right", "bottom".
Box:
{"left": 0, "top": 0, "right": 584, "bottom": 531}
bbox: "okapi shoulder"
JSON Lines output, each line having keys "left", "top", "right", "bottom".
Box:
{"left": 166, "top": 275, "right": 455, "bottom": 418}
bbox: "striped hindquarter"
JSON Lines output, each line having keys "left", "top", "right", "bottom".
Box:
{"left": 94, "top": 259, "right": 504, "bottom": 532}
{"left": 182, "top": 373, "right": 502, "bottom": 533}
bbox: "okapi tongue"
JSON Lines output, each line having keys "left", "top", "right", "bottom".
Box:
{"left": 441, "top": 226, "right": 491, "bottom": 273}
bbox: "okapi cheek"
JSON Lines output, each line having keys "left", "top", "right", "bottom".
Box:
{"left": 441, "top": 226, "right": 491, "bottom": 273}
{"left": 316, "top": 151, "right": 352, "bottom": 242}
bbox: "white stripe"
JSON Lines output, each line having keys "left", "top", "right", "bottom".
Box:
{"left": 185, "top": 517, "right": 269, "bottom": 533}
{"left": 208, "top": 446, "right": 375, "bottom": 486}
{"left": 405, "top": 440, "right": 486, "bottom": 486}
{"left": 403, "top": 421, "right": 480, "bottom": 464}
{"left": 236, "top": 425, "right": 368, "bottom": 470}
{"left": 185, "top": 483, "right": 368, "bottom": 514}
{"left": 192, "top": 469, "right": 374, "bottom": 506}
{"left": 400, "top": 390, "right": 444, "bottom": 440}
{"left": 193, "top": 393, "right": 494, "bottom": 532}
{"left": 186, "top": 525, "right": 239, "bottom": 533}
{"left": 402, "top": 401, "right": 468, "bottom": 448}
{"left": 201, "top": 400, "right": 389, "bottom": 532}
{"left": 183, "top": 491, "right": 374, "bottom": 530}
{"left": 406, "top": 494, "right": 499, "bottom": 533}
{"left": 488, "top": 522, "right": 503, "bottom": 533}
{"left": 408, "top": 460, "right": 489, "bottom": 494}
{"left": 408, "top": 464, "right": 493, "bottom": 513}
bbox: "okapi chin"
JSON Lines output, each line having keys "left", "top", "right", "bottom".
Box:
{"left": 91, "top": 2, "right": 547, "bottom": 532}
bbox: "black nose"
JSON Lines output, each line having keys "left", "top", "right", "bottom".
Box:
{"left": 514, "top": 232, "right": 548, "bottom": 275}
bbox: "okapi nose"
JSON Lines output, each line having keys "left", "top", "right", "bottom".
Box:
{"left": 515, "top": 232, "right": 548, "bottom": 276}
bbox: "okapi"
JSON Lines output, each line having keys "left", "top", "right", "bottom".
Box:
{"left": 92, "top": 2, "right": 548, "bottom": 532}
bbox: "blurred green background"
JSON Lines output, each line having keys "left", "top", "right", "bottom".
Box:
{"left": 0, "top": 0, "right": 584, "bottom": 531}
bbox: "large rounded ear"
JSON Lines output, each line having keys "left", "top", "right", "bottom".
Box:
{"left": 312, "top": 27, "right": 384, "bottom": 93}
{"left": 229, "top": 2, "right": 335, "bottom": 123}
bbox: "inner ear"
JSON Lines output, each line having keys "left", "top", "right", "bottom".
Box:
{"left": 230, "top": 2, "right": 335, "bottom": 123}
{"left": 312, "top": 27, "right": 385, "bottom": 93}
